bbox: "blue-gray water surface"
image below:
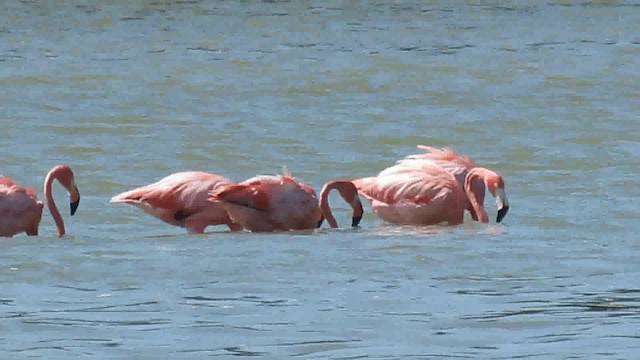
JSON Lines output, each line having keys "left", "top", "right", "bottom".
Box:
{"left": 1, "top": 1, "right": 639, "bottom": 359}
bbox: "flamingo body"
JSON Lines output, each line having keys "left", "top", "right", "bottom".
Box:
{"left": 398, "top": 145, "right": 510, "bottom": 223}
{"left": 352, "top": 162, "right": 466, "bottom": 226}
{"left": 209, "top": 172, "right": 364, "bottom": 232}
{"left": 209, "top": 174, "right": 322, "bottom": 232}
{"left": 0, "top": 181, "right": 44, "bottom": 236}
{"left": 110, "top": 172, "right": 241, "bottom": 233}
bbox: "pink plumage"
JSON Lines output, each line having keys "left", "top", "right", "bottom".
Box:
{"left": 352, "top": 161, "right": 467, "bottom": 226}
{"left": 110, "top": 171, "right": 242, "bottom": 233}
{"left": 208, "top": 172, "right": 364, "bottom": 232}
{"left": 0, "top": 165, "right": 80, "bottom": 237}
{"left": 398, "top": 145, "right": 510, "bottom": 223}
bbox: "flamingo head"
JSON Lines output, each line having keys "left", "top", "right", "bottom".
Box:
{"left": 486, "top": 174, "right": 509, "bottom": 223}
{"left": 336, "top": 183, "right": 364, "bottom": 227}
{"left": 54, "top": 165, "right": 80, "bottom": 216}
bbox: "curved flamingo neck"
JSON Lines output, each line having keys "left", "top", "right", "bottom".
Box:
{"left": 318, "top": 180, "right": 363, "bottom": 228}
{"left": 464, "top": 168, "right": 488, "bottom": 223}
{"left": 44, "top": 170, "right": 65, "bottom": 237}
{"left": 319, "top": 183, "right": 339, "bottom": 228}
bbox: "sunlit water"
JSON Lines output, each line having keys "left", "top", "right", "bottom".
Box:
{"left": 1, "top": 1, "right": 639, "bottom": 359}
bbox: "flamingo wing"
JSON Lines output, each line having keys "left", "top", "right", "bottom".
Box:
{"left": 413, "top": 145, "right": 477, "bottom": 169}
{"left": 209, "top": 175, "right": 320, "bottom": 232}
{"left": 354, "top": 169, "right": 453, "bottom": 206}
{"left": 208, "top": 180, "right": 271, "bottom": 212}
{"left": 0, "top": 176, "right": 16, "bottom": 187}
{"left": 353, "top": 164, "right": 464, "bottom": 225}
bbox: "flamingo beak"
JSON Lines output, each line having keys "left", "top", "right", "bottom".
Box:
{"left": 70, "top": 187, "right": 80, "bottom": 216}
{"left": 497, "top": 206, "right": 509, "bottom": 223}
{"left": 351, "top": 201, "right": 364, "bottom": 227}
{"left": 316, "top": 216, "right": 324, "bottom": 228}
{"left": 495, "top": 188, "right": 509, "bottom": 223}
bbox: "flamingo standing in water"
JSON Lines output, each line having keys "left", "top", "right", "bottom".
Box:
{"left": 351, "top": 161, "right": 468, "bottom": 226}
{"left": 110, "top": 172, "right": 243, "bottom": 233}
{"left": 397, "top": 145, "right": 510, "bottom": 223}
{"left": 208, "top": 171, "right": 363, "bottom": 232}
{"left": 0, "top": 165, "right": 80, "bottom": 237}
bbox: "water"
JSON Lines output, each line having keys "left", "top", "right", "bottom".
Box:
{"left": 2, "top": 1, "right": 639, "bottom": 358}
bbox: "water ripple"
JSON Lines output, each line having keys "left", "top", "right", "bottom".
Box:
{"left": 182, "top": 295, "right": 295, "bottom": 307}
{"left": 21, "top": 317, "right": 171, "bottom": 327}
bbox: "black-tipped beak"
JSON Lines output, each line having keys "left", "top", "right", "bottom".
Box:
{"left": 70, "top": 190, "right": 80, "bottom": 216}
{"left": 351, "top": 202, "right": 364, "bottom": 227}
{"left": 316, "top": 216, "right": 324, "bottom": 228}
{"left": 496, "top": 206, "right": 509, "bottom": 223}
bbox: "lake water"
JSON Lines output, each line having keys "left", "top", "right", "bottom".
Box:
{"left": 1, "top": 1, "right": 639, "bottom": 359}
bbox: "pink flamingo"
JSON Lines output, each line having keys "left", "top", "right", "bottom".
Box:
{"left": 351, "top": 161, "right": 468, "bottom": 226}
{"left": 208, "top": 171, "right": 363, "bottom": 232}
{"left": 0, "top": 165, "right": 80, "bottom": 238}
{"left": 110, "top": 172, "right": 243, "bottom": 233}
{"left": 398, "top": 145, "right": 510, "bottom": 223}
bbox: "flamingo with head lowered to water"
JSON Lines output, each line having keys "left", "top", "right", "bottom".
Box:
{"left": 208, "top": 170, "right": 363, "bottom": 232}
{"left": 110, "top": 171, "right": 243, "bottom": 233}
{"left": 350, "top": 160, "right": 468, "bottom": 226}
{"left": 397, "top": 145, "right": 510, "bottom": 223}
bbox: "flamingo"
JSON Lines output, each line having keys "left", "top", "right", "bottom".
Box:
{"left": 110, "top": 172, "right": 243, "bottom": 233}
{"left": 351, "top": 161, "right": 468, "bottom": 226}
{"left": 207, "top": 171, "right": 363, "bottom": 232}
{"left": 397, "top": 145, "right": 510, "bottom": 223}
{"left": 0, "top": 165, "right": 80, "bottom": 237}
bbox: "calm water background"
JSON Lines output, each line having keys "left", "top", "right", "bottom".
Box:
{"left": 2, "top": 1, "right": 640, "bottom": 359}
